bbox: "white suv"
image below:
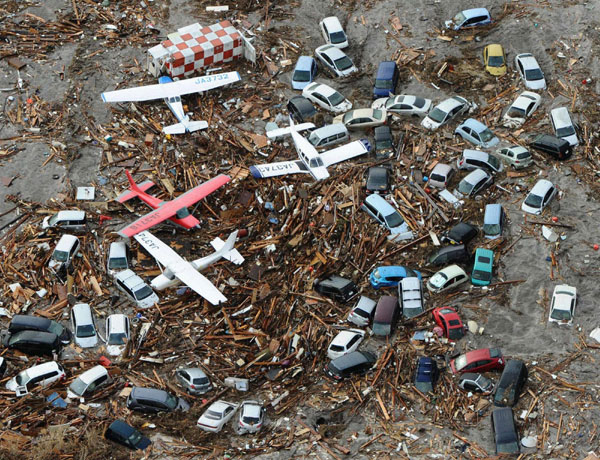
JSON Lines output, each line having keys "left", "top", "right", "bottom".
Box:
{"left": 114, "top": 269, "right": 159, "bottom": 309}
{"left": 6, "top": 361, "right": 66, "bottom": 396}
{"left": 550, "top": 107, "right": 578, "bottom": 146}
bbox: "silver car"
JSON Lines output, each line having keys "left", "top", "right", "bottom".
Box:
{"left": 315, "top": 44, "right": 357, "bottom": 77}
{"left": 237, "top": 400, "right": 266, "bottom": 434}
{"left": 175, "top": 367, "right": 212, "bottom": 395}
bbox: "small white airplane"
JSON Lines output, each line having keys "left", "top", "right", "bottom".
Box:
{"left": 133, "top": 229, "right": 244, "bottom": 305}
{"left": 250, "top": 117, "right": 371, "bottom": 181}
{"left": 101, "top": 71, "right": 241, "bottom": 135}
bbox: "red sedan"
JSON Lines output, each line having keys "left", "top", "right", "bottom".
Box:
{"left": 449, "top": 348, "right": 505, "bottom": 374}
{"left": 432, "top": 306, "right": 465, "bottom": 341}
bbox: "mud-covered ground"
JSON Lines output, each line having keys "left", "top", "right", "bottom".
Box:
{"left": 1, "top": 0, "right": 600, "bottom": 459}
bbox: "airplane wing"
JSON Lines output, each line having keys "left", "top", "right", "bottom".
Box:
{"left": 266, "top": 122, "right": 315, "bottom": 139}
{"left": 134, "top": 231, "right": 226, "bottom": 305}
{"left": 320, "top": 138, "right": 372, "bottom": 167}
{"left": 249, "top": 160, "right": 309, "bottom": 179}
{"left": 118, "top": 174, "right": 231, "bottom": 237}
{"left": 101, "top": 71, "right": 241, "bottom": 103}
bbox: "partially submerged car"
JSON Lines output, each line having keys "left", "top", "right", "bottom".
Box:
{"left": 421, "top": 96, "right": 471, "bottom": 130}
{"left": 362, "top": 194, "right": 411, "bottom": 237}
{"left": 372, "top": 94, "right": 431, "bottom": 117}
{"left": 369, "top": 265, "right": 422, "bottom": 289}
{"left": 71, "top": 303, "right": 98, "bottom": 349}
{"left": 529, "top": 133, "right": 572, "bottom": 160}
{"left": 455, "top": 119, "right": 499, "bottom": 148}
{"left": 427, "top": 265, "right": 469, "bottom": 294}
{"left": 6, "top": 361, "right": 66, "bottom": 395}
{"left": 428, "top": 245, "right": 470, "bottom": 267}
{"left": 428, "top": 163, "right": 455, "bottom": 189}
{"left": 315, "top": 44, "right": 357, "bottom": 77}
{"left": 432, "top": 306, "right": 465, "bottom": 341}
{"left": 441, "top": 222, "right": 478, "bottom": 245}
{"left": 333, "top": 108, "right": 387, "bottom": 130}
{"left": 496, "top": 145, "right": 533, "bottom": 169}
{"left": 9, "top": 315, "right": 71, "bottom": 345}
{"left": 471, "top": 248, "right": 494, "bottom": 286}
{"left": 327, "top": 329, "right": 365, "bottom": 360}
{"left": 550, "top": 106, "right": 578, "bottom": 146}
{"left": 450, "top": 348, "right": 505, "bottom": 374}
{"left": 491, "top": 407, "right": 520, "bottom": 455}
{"left": 313, "top": 275, "right": 358, "bottom": 303}
{"left": 287, "top": 96, "right": 317, "bottom": 123}
{"left": 4, "top": 330, "right": 61, "bottom": 357}
{"left": 502, "top": 91, "right": 541, "bottom": 128}
{"left": 414, "top": 357, "right": 439, "bottom": 393}
{"left": 549, "top": 284, "right": 577, "bottom": 325}
{"left": 515, "top": 53, "right": 546, "bottom": 90}
{"left": 42, "top": 210, "right": 86, "bottom": 232}
{"left": 68, "top": 365, "right": 110, "bottom": 399}
{"left": 197, "top": 400, "right": 239, "bottom": 432}
{"left": 446, "top": 8, "right": 492, "bottom": 30}
{"left": 374, "top": 125, "right": 394, "bottom": 159}
{"left": 372, "top": 61, "right": 399, "bottom": 98}
{"left": 399, "top": 277, "right": 424, "bottom": 319}
{"left": 454, "top": 169, "right": 493, "bottom": 198}
{"left": 105, "top": 314, "right": 130, "bottom": 356}
{"left": 372, "top": 296, "right": 400, "bottom": 337}
{"left": 48, "top": 234, "right": 80, "bottom": 272}
{"left": 291, "top": 56, "right": 318, "bottom": 90}
{"left": 325, "top": 351, "right": 376, "bottom": 380}
{"left": 127, "top": 386, "right": 190, "bottom": 413}
{"left": 107, "top": 241, "right": 130, "bottom": 277}
{"left": 521, "top": 179, "right": 557, "bottom": 215}
{"left": 483, "top": 44, "right": 506, "bottom": 76}
{"left": 493, "top": 359, "right": 528, "bottom": 407}
{"left": 176, "top": 368, "right": 212, "bottom": 395}
{"left": 302, "top": 82, "right": 352, "bottom": 113}
{"left": 114, "top": 269, "right": 159, "bottom": 309}
{"left": 458, "top": 373, "right": 494, "bottom": 393}
{"left": 483, "top": 204, "right": 505, "bottom": 240}
{"left": 319, "top": 16, "right": 348, "bottom": 48}
{"left": 238, "top": 400, "right": 266, "bottom": 434}
{"left": 105, "top": 420, "right": 151, "bottom": 451}
{"left": 456, "top": 149, "right": 503, "bottom": 173}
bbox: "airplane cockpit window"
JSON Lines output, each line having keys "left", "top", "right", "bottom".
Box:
{"left": 309, "top": 158, "right": 324, "bottom": 168}
{"left": 168, "top": 96, "right": 181, "bottom": 103}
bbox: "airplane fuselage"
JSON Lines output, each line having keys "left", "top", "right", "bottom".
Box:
{"left": 159, "top": 76, "right": 190, "bottom": 128}
{"left": 132, "top": 191, "right": 200, "bottom": 231}
{"left": 290, "top": 128, "right": 330, "bottom": 181}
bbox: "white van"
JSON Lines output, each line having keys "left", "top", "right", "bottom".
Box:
{"left": 48, "top": 234, "right": 80, "bottom": 271}
{"left": 42, "top": 210, "right": 86, "bottom": 231}
{"left": 550, "top": 107, "right": 578, "bottom": 146}
{"left": 107, "top": 241, "right": 129, "bottom": 277}
{"left": 6, "top": 361, "right": 66, "bottom": 396}
{"left": 71, "top": 303, "right": 98, "bottom": 348}
{"left": 308, "top": 123, "right": 349, "bottom": 150}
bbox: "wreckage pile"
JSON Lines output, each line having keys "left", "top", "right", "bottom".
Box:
{"left": 1, "top": 0, "right": 600, "bottom": 459}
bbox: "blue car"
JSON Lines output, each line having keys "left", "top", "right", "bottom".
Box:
{"left": 455, "top": 118, "right": 499, "bottom": 148}
{"left": 445, "top": 8, "right": 492, "bottom": 30}
{"left": 471, "top": 248, "right": 494, "bottom": 286}
{"left": 291, "top": 56, "right": 317, "bottom": 90}
{"left": 369, "top": 266, "right": 422, "bottom": 289}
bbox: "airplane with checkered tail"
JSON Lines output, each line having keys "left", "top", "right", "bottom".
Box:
{"left": 101, "top": 71, "right": 241, "bottom": 134}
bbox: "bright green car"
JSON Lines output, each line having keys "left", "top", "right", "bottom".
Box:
{"left": 471, "top": 248, "right": 494, "bottom": 286}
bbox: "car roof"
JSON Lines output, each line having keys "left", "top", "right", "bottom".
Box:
{"left": 464, "top": 168, "right": 489, "bottom": 183}
{"left": 431, "top": 163, "right": 453, "bottom": 175}
{"left": 463, "top": 149, "right": 489, "bottom": 160}
{"left": 376, "top": 61, "right": 397, "bottom": 75}
{"left": 486, "top": 43, "right": 503, "bottom": 55}
{"left": 375, "top": 266, "right": 408, "bottom": 277}
{"left": 322, "top": 16, "right": 343, "bottom": 30}
{"left": 131, "top": 386, "right": 169, "bottom": 401}
{"left": 116, "top": 269, "right": 145, "bottom": 288}
{"left": 436, "top": 97, "right": 464, "bottom": 112}
{"left": 319, "top": 275, "right": 353, "bottom": 287}
{"left": 517, "top": 53, "right": 540, "bottom": 70}
{"left": 317, "top": 44, "right": 345, "bottom": 58}
{"left": 462, "top": 7, "right": 490, "bottom": 18}
{"left": 241, "top": 401, "right": 262, "bottom": 417}
{"left": 460, "top": 118, "right": 488, "bottom": 132}
{"left": 331, "top": 351, "right": 375, "bottom": 368}
{"left": 353, "top": 296, "right": 377, "bottom": 313}
{"left": 475, "top": 247, "right": 494, "bottom": 260}
{"left": 79, "top": 365, "right": 109, "bottom": 383}
{"left": 459, "top": 372, "right": 482, "bottom": 381}
{"left": 210, "top": 400, "right": 235, "bottom": 411}
{"left": 529, "top": 179, "right": 554, "bottom": 196}
{"left": 24, "top": 361, "right": 61, "bottom": 375}
{"left": 55, "top": 234, "right": 79, "bottom": 251}
{"left": 295, "top": 55, "right": 314, "bottom": 70}
{"left": 109, "top": 241, "right": 127, "bottom": 257}
{"left": 365, "top": 194, "right": 396, "bottom": 214}
{"left": 375, "top": 295, "right": 399, "bottom": 317}
{"left": 415, "top": 357, "right": 437, "bottom": 382}
{"left": 55, "top": 210, "right": 85, "bottom": 220}
{"left": 439, "top": 264, "right": 466, "bottom": 278}
{"left": 462, "top": 348, "right": 492, "bottom": 361}
{"left": 484, "top": 203, "right": 502, "bottom": 222}
{"left": 305, "top": 82, "right": 337, "bottom": 97}
{"left": 331, "top": 330, "right": 362, "bottom": 346}
{"left": 552, "top": 285, "right": 576, "bottom": 309}
{"left": 347, "top": 108, "right": 378, "bottom": 118}
{"left": 513, "top": 91, "right": 540, "bottom": 109}
{"left": 11, "top": 315, "right": 51, "bottom": 329}
{"left": 435, "top": 244, "right": 466, "bottom": 256}
{"left": 311, "top": 123, "right": 347, "bottom": 137}
{"left": 108, "top": 314, "right": 127, "bottom": 333}
{"left": 289, "top": 96, "right": 315, "bottom": 111}
{"left": 72, "top": 303, "right": 93, "bottom": 320}
{"left": 11, "top": 330, "right": 57, "bottom": 343}
{"left": 181, "top": 367, "right": 208, "bottom": 379}
{"left": 550, "top": 107, "right": 573, "bottom": 128}
{"left": 401, "top": 276, "right": 420, "bottom": 290}
{"left": 504, "top": 145, "right": 529, "bottom": 154}
{"left": 109, "top": 420, "right": 135, "bottom": 437}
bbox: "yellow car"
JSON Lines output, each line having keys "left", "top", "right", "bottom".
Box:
{"left": 483, "top": 44, "right": 507, "bottom": 76}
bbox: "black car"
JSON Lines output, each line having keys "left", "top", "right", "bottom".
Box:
{"left": 441, "top": 222, "right": 478, "bottom": 245}
{"left": 313, "top": 275, "right": 358, "bottom": 303}
{"left": 414, "top": 357, "right": 439, "bottom": 393}
{"left": 374, "top": 125, "right": 394, "bottom": 159}
{"left": 9, "top": 315, "right": 71, "bottom": 345}
{"left": 529, "top": 133, "right": 572, "bottom": 160}
{"left": 493, "top": 359, "right": 528, "bottom": 407}
{"left": 3, "top": 330, "right": 61, "bottom": 356}
{"left": 287, "top": 96, "right": 317, "bottom": 123}
{"left": 365, "top": 166, "right": 392, "bottom": 195}
{"left": 491, "top": 407, "right": 520, "bottom": 454}
{"left": 105, "top": 420, "right": 151, "bottom": 450}
{"left": 428, "top": 244, "right": 471, "bottom": 266}
{"left": 126, "top": 387, "right": 190, "bottom": 414}
{"left": 325, "top": 351, "right": 376, "bottom": 380}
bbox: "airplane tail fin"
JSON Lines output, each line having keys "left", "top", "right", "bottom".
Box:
{"left": 185, "top": 120, "right": 209, "bottom": 132}
{"left": 117, "top": 170, "right": 155, "bottom": 203}
{"left": 163, "top": 123, "right": 187, "bottom": 135}
{"left": 163, "top": 120, "right": 208, "bottom": 135}
{"left": 210, "top": 230, "right": 244, "bottom": 265}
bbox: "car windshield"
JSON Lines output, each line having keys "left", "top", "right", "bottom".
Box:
{"left": 448, "top": 327, "right": 463, "bottom": 340}
{"left": 164, "top": 393, "right": 178, "bottom": 409}
{"left": 413, "top": 97, "right": 426, "bottom": 108}
{"left": 406, "top": 268, "right": 416, "bottom": 277}
{"left": 15, "top": 370, "right": 30, "bottom": 386}
{"left": 427, "top": 108, "right": 447, "bottom": 123}
{"left": 556, "top": 126, "right": 575, "bottom": 137}
{"left": 454, "top": 355, "right": 468, "bottom": 371}
{"left": 48, "top": 322, "right": 65, "bottom": 337}
{"left": 488, "top": 56, "right": 504, "bottom": 67}
{"left": 429, "top": 272, "right": 448, "bottom": 288}
{"left": 452, "top": 12, "right": 466, "bottom": 24}
{"left": 206, "top": 410, "right": 224, "bottom": 420}
{"left": 430, "top": 173, "right": 446, "bottom": 183}
{"left": 108, "top": 332, "right": 127, "bottom": 346}
{"left": 506, "top": 107, "right": 525, "bottom": 118}
{"left": 352, "top": 308, "right": 369, "bottom": 319}
{"left": 524, "top": 193, "right": 543, "bottom": 208}
{"left": 334, "top": 56, "right": 353, "bottom": 71}
{"left": 385, "top": 98, "right": 397, "bottom": 109}
{"left": 384, "top": 211, "right": 405, "bottom": 228}
{"left": 328, "top": 91, "right": 345, "bottom": 106}
{"left": 52, "top": 250, "right": 69, "bottom": 262}
{"left": 377, "top": 139, "right": 393, "bottom": 149}
{"left": 108, "top": 257, "right": 128, "bottom": 269}
{"left": 134, "top": 285, "right": 154, "bottom": 301}
{"left": 375, "top": 79, "right": 393, "bottom": 89}
{"left": 293, "top": 70, "right": 311, "bottom": 82}
{"left": 330, "top": 344, "right": 345, "bottom": 352}
{"left": 483, "top": 224, "right": 501, "bottom": 236}
{"left": 479, "top": 128, "right": 495, "bottom": 142}
{"left": 330, "top": 31, "right": 346, "bottom": 44}
{"left": 458, "top": 179, "right": 475, "bottom": 194}
{"left": 128, "top": 430, "right": 142, "bottom": 446}
{"left": 525, "top": 68, "right": 544, "bottom": 81}
{"left": 551, "top": 308, "right": 572, "bottom": 321}
{"left": 76, "top": 325, "right": 96, "bottom": 338}
{"left": 69, "top": 378, "right": 88, "bottom": 396}
{"left": 472, "top": 270, "right": 492, "bottom": 281}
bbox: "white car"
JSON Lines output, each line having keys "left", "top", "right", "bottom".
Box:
{"left": 302, "top": 82, "right": 352, "bottom": 113}
{"left": 550, "top": 107, "right": 578, "bottom": 146}
{"left": 502, "top": 91, "right": 541, "bottom": 128}
{"left": 48, "top": 234, "right": 80, "bottom": 271}
{"left": 421, "top": 96, "right": 471, "bottom": 130}
{"left": 347, "top": 296, "right": 377, "bottom": 327}
{"left": 319, "top": 16, "right": 348, "bottom": 48}
{"left": 515, "top": 53, "right": 546, "bottom": 90}
{"left": 427, "top": 265, "right": 469, "bottom": 294}
{"left": 197, "top": 400, "right": 239, "bottom": 432}
{"left": 549, "top": 285, "right": 577, "bottom": 325}
{"left": 327, "top": 329, "right": 365, "bottom": 360}
{"left": 315, "top": 44, "right": 357, "bottom": 78}
{"left": 496, "top": 146, "right": 533, "bottom": 169}
{"left": 333, "top": 108, "right": 387, "bottom": 130}
{"left": 105, "top": 314, "right": 130, "bottom": 356}
{"left": 521, "top": 179, "right": 556, "bottom": 215}
{"left": 6, "top": 361, "right": 66, "bottom": 395}
{"left": 114, "top": 269, "right": 159, "bottom": 309}
{"left": 71, "top": 303, "right": 98, "bottom": 348}
{"left": 372, "top": 95, "right": 432, "bottom": 117}
{"left": 237, "top": 400, "right": 266, "bottom": 434}
{"left": 454, "top": 168, "right": 493, "bottom": 198}
{"left": 68, "top": 365, "right": 110, "bottom": 399}
{"left": 398, "top": 277, "right": 424, "bottom": 319}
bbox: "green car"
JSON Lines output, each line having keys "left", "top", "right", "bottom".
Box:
{"left": 471, "top": 248, "right": 494, "bottom": 286}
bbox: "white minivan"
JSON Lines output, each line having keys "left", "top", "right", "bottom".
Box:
{"left": 6, "top": 361, "right": 66, "bottom": 396}
{"left": 71, "top": 303, "right": 98, "bottom": 348}
{"left": 550, "top": 107, "right": 578, "bottom": 146}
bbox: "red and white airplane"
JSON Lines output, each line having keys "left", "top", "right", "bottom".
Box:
{"left": 116, "top": 171, "right": 230, "bottom": 238}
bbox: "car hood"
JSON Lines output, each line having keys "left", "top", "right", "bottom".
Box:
{"left": 521, "top": 202, "right": 541, "bottom": 215}
{"left": 76, "top": 335, "right": 98, "bottom": 348}
{"left": 135, "top": 435, "right": 151, "bottom": 450}
{"left": 481, "top": 137, "right": 500, "bottom": 148}
{"left": 421, "top": 116, "right": 440, "bottom": 130}
{"left": 107, "top": 345, "right": 125, "bottom": 356}
{"left": 525, "top": 78, "right": 546, "bottom": 90}
{"left": 5, "top": 378, "right": 18, "bottom": 392}
{"left": 487, "top": 65, "right": 506, "bottom": 76}
{"left": 137, "top": 293, "right": 159, "bottom": 309}
{"left": 371, "top": 98, "right": 387, "bottom": 110}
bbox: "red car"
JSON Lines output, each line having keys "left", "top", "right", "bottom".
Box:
{"left": 449, "top": 348, "right": 505, "bottom": 374}
{"left": 432, "top": 306, "right": 465, "bottom": 341}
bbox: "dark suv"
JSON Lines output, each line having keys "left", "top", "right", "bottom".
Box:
{"left": 287, "top": 96, "right": 317, "bottom": 123}
{"left": 374, "top": 126, "right": 394, "bottom": 159}
{"left": 3, "top": 330, "right": 61, "bottom": 356}
{"left": 529, "top": 134, "right": 572, "bottom": 160}
{"left": 126, "top": 387, "right": 190, "bottom": 413}
{"left": 441, "top": 222, "right": 478, "bottom": 245}
{"left": 428, "top": 244, "right": 470, "bottom": 266}
{"left": 414, "top": 357, "right": 439, "bottom": 393}
{"left": 491, "top": 407, "right": 520, "bottom": 454}
{"left": 325, "top": 351, "right": 376, "bottom": 380}
{"left": 9, "top": 315, "right": 71, "bottom": 345}
{"left": 493, "top": 359, "right": 528, "bottom": 407}
{"left": 313, "top": 276, "right": 358, "bottom": 303}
